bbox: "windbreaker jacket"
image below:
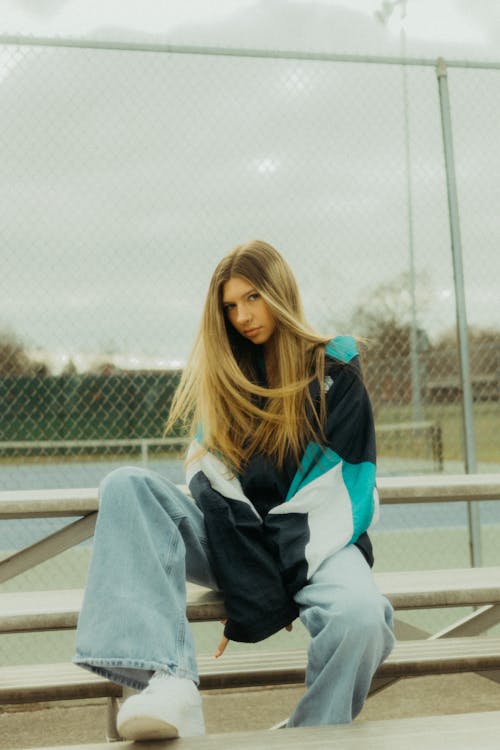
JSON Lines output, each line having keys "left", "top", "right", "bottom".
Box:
{"left": 185, "top": 336, "right": 379, "bottom": 643}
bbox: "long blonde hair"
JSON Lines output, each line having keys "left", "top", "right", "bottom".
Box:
{"left": 165, "top": 240, "right": 331, "bottom": 472}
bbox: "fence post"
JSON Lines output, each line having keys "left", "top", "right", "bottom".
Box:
{"left": 141, "top": 440, "right": 148, "bottom": 466}
{"left": 436, "top": 57, "right": 481, "bottom": 567}
{"left": 430, "top": 423, "right": 443, "bottom": 473}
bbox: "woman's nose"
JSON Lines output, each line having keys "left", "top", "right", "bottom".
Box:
{"left": 236, "top": 305, "right": 250, "bottom": 323}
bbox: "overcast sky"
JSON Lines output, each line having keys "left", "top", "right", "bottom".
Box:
{"left": 1, "top": 1, "right": 499, "bottom": 371}
{"left": 2, "top": 1, "right": 499, "bottom": 57}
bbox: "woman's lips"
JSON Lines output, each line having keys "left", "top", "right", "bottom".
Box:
{"left": 244, "top": 327, "right": 261, "bottom": 337}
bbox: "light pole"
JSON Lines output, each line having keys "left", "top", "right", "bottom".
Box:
{"left": 376, "top": 0, "right": 423, "bottom": 422}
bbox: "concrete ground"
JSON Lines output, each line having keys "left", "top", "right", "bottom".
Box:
{"left": 2, "top": 673, "right": 500, "bottom": 749}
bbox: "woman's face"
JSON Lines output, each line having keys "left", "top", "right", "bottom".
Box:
{"left": 222, "top": 276, "right": 277, "bottom": 348}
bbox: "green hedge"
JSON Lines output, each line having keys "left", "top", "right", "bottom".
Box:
{"left": 0, "top": 371, "right": 182, "bottom": 442}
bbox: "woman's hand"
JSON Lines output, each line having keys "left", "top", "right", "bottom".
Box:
{"left": 213, "top": 620, "right": 293, "bottom": 658}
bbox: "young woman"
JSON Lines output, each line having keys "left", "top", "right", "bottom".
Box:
{"left": 74, "top": 240, "right": 394, "bottom": 740}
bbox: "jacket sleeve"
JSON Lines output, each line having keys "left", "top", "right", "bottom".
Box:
{"left": 324, "top": 353, "right": 376, "bottom": 565}
{"left": 188, "top": 470, "right": 299, "bottom": 643}
{"left": 324, "top": 354, "right": 376, "bottom": 464}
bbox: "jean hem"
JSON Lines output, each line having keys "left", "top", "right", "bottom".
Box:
{"left": 73, "top": 655, "right": 199, "bottom": 690}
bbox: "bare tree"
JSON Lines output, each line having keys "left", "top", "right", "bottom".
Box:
{"left": 0, "top": 330, "right": 50, "bottom": 376}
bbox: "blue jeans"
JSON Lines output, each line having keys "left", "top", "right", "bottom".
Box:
{"left": 74, "top": 466, "right": 394, "bottom": 725}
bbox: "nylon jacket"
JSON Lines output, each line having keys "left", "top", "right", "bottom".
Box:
{"left": 185, "top": 336, "right": 378, "bottom": 643}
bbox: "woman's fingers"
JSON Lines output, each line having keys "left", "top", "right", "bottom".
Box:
{"left": 214, "top": 635, "right": 229, "bottom": 659}
{"left": 214, "top": 619, "right": 229, "bottom": 658}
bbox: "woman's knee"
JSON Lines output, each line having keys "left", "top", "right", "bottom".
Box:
{"left": 324, "top": 590, "right": 393, "bottom": 648}
{"left": 98, "top": 466, "right": 185, "bottom": 528}
{"left": 99, "top": 466, "right": 149, "bottom": 506}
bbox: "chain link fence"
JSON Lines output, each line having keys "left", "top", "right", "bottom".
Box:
{"left": 1, "top": 38, "right": 499, "bottom": 661}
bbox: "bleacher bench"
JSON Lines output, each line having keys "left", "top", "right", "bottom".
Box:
{"left": 12, "top": 710, "right": 500, "bottom": 750}
{"left": 1, "top": 473, "right": 500, "bottom": 741}
{"left": 2, "top": 565, "right": 500, "bottom": 740}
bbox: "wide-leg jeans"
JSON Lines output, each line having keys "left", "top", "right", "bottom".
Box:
{"left": 74, "top": 466, "right": 394, "bottom": 725}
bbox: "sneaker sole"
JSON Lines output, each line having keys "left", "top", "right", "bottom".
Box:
{"left": 118, "top": 716, "right": 179, "bottom": 741}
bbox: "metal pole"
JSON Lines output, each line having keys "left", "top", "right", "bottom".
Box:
{"left": 375, "top": 1, "right": 422, "bottom": 420}
{"left": 436, "top": 57, "right": 481, "bottom": 566}
{"left": 2, "top": 33, "right": 500, "bottom": 70}
{"left": 399, "top": 2, "right": 422, "bottom": 422}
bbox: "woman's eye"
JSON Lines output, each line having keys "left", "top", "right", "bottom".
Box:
{"left": 248, "top": 293, "right": 260, "bottom": 301}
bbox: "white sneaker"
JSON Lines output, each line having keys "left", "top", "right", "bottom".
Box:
{"left": 117, "top": 671, "right": 206, "bottom": 741}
